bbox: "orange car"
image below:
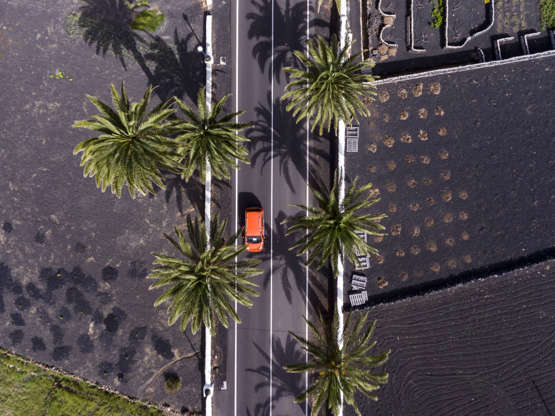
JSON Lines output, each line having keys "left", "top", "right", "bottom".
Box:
{"left": 244, "top": 207, "right": 264, "bottom": 252}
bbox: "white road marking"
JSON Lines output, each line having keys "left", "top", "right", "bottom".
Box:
{"left": 305, "top": 0, "right": 310, "bottom": 415}
{"left": 233, "top": 1, "right": 312, "bottom": 414}
{"left": 337, "top": 2, "right": 348, "bottom": 415}
{"left": 269, "top": 0, "right": 275, "bottom": 413}
{"left": 234, "top": 1, "right": 239, "bottom": 415}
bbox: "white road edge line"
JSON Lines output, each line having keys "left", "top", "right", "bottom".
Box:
{"left": 204, "top": 5, "right": 214, "bottom": 416}
{"left": 234, "top": 0, "right": 239, "bottom": 415}
{"left": 337, "top": 1, "right": 348, "bottom": 415}
{"left": 305, "top": 0, "right": 310, "bottom": 415}
{"left": 270, "top": 0, "right": 275, "bottom": 414}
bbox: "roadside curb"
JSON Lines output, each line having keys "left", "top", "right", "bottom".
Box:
{"left": 337, "top": 1, "right": 349, "bottom": 415}
{"left": 203, "top": 2, "right": 214, "bottom": 416}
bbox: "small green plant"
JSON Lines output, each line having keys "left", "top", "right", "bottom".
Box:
{"left": 540, "top": 0, "right": 555, "bottom": 29}
{"left": 49, "top": 70, "right": 73, "bottom": 81}
{"left": 163, "top": 372, "right": 181, "bottom": 393}
{"left": 429, "top": 0, "right": 444, "bottom": 29}
{"left": 130, "top": 9, "right": 165, "bottom": 31}
{"left": 125, "top": 0, "right": 165, "bottom": 31}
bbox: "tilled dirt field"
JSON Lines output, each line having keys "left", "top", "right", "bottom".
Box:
{"left": 0, "top": 0, "right": 213, "bottom": 412}
{"left": 347, "top": 259, "right": 555, "bottom": 416}
{"left": 344, "top": 54, "right": 555, "bottom": 305}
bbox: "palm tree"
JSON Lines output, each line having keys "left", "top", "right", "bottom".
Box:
{"left": 173, "top": 88, "right": 252, "bottom": 183}
{"left": 148, "top": 215, "right": 262, "bottom": 334}
{"left": 285, "top": 170, "right": 386, "bottom": 277}
{"left": 73, "top": 83, "right": 180, "bottom": 199}
{"left": 285, "top": 310, "right": 390, "bottom": 416}
{"left": 282, "top": 35, "right": 377, "bottom": 135}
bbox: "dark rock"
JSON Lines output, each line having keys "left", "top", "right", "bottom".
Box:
{"left": 52, "top": 345, "right": 72, "bottom": 361}
{"left": 31, "top": 336, "right": 46, "bottom": 352}
{"left": 10, "top": 312, "right": 25, "bottom": 326}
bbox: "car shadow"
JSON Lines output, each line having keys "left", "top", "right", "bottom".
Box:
{"left": 238, "top": 192, "right": 263, "bottom": 229}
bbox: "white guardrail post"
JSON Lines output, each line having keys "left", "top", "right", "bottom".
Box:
{"left": 204, "top": 3, "right": 214, "bottom": 416}
{"left": 337, "top": 1, "right": 348, "bottom": 416}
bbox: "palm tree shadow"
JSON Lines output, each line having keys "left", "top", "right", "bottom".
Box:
{"left": 162, "top": 172, "right": 204, "bottom": 215}
{"left": 252, "top": 210, "right": 327, "bottom": 317}
{"left": 76, "top": 0, "right": 150, "bottom": 74}
{"left": 145, "top": 30, "right": 205, "bottom": 103}
{"left": 271, "top": 211, "right": 306, "bottom": 305}
{"left": 246, "top": 0, "right": 329, "bottom": 82}
{"left": 160, "top": 172, "right": 228, "bottom": 217}
{"left": 247, "top": 335, "right": 307, "bottom": 416}
{"left": 249, "top": 93, "right": 328, "bottom": 193}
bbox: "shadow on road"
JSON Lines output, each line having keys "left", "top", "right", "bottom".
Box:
{"left": 247, "top": 334, "right": 307, "bottom": 415}
{"left": 248, "top": 94, "right": 328, "bottom": 193}
{"left": 246, "top": 0, "right": 329, "bottom": 82}
{"left": 238, "top": 192, "right": 263, "bottom": 228}
{"left": 245, "top": 208, "right": 329, "bottom": 319}
{"left": 269, "top": 211, "right": 309, "bottom": 307}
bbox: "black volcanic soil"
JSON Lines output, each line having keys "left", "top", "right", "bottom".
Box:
{"left": 344, "top": 54, "right": 555, "bottom": 305}
{"left": 346, "top": 259, "right": 555, "bottom": 416}
{"left": 0, "top": 0, "right": 214, "bottom": 412}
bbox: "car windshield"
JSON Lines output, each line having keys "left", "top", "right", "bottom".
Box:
{"left": 246, "top": 236, "right": 261, "bottom": 243}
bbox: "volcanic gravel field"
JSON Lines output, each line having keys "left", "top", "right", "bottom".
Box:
{"left": 0, "top": 0, "right": 218, "bottom": 412}
{"left": 346, "top": 259, "right": 555, "bottom": 416}
{"left": 344, "top": 54, "right": 555, "bottom": 305}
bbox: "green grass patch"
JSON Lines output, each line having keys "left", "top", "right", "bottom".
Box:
{"left": 540, "top": 0, "right": 555, "bottom": 29}
{"left": 0, "top": 348, "right": 162, "bottom": 416}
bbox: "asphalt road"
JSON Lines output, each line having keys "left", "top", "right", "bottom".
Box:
{"left": 214, "top": 0, "right": 312, "bottom": 415}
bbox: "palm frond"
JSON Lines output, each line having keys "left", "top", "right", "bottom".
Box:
{"left": 285, "top": 310, "right": 390, "bottom": 415}
{"left": 73, "top": 82, "right": 179, "bottom": 199}
{"left": 282, "top": 35, "right": 377, "bottom": 135}
{"left": 148, "top": 215, "right": 262, "bottom": 334}
{"left": 174, "top": 87, "right": 252, "bottom": 183}
{"left": 285, "top": 169, "right": 386, "bottom": 277}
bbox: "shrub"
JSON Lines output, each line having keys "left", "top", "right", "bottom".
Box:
{"left": 125, "top": 0, "right": 165, "bottom": 31}
{"left": 429, "top": 0, "right": 444, "bottom": 29}
{"left": 164, "top": 372, "right": 182, "bottom": 393}
{"left": 540, "top": 0, "right": 555, "bottom": 29}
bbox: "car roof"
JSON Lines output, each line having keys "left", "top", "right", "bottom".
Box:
{"left": 245, "top": 209, "right": 263, "bottom": 236}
